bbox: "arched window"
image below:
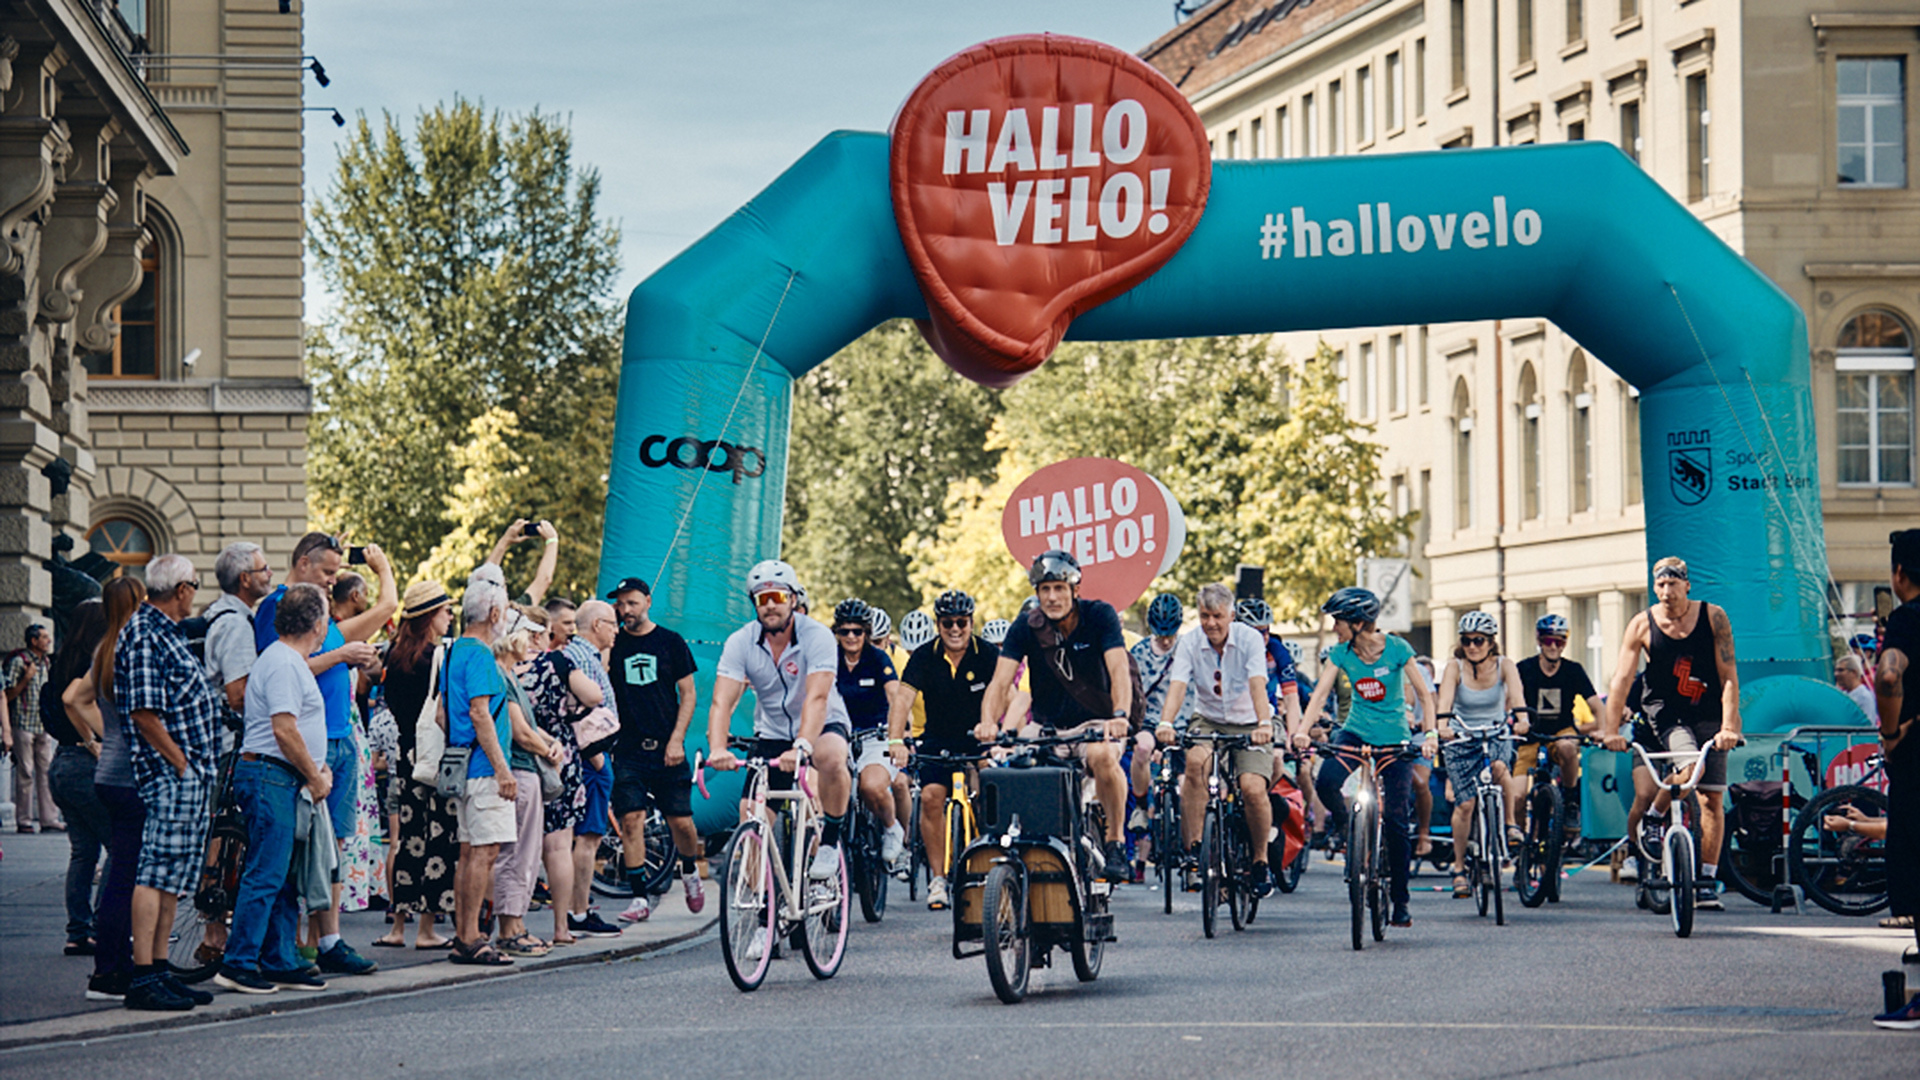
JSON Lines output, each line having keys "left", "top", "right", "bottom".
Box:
{"left": 1568, "top": 350, "right": 1592, "bottom": 512}
{"left": 1837, "top": 308, "right": 1915, "bottom": 486}
{"left": 87, "top": 517, "right": 153, "bottom": 579}
{"left": 1518, "top": 362, "right": 1542, "bottom": 520}
{"left": 83, "top": 236, "right": 158, "bottom": 378}
{"left": 1452, "top": 378, "right": 1474, "bottom": 531}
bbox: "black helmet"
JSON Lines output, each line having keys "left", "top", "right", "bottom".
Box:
{"left": 933, "top": 589, "right": 976, "bottom": 618}
{"left": 1320, "top": 587, "right": 1382, "bottom": 625}
{"left": 833, "top": 598, "right": 871, "bottom": 627}
{"left": 1028, "top": 549, "right": 1082, "bottom": 587}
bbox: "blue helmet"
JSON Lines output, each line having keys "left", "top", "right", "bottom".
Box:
{"left": 1146, "top": 593, "right": 1183, "bottom": 636}
{"left": 1320, "top": 587, "right": 1382, "bottom": 625}
{"left": 1852, "top": 632, "right": 1879, "bottom": 653}
{"left": 1535, "top": 613, "right": 1569, "bottom": 638}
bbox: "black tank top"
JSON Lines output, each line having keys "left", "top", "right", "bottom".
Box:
{"left": 1642, "top": 601, "right": 1720, "bottom": 727}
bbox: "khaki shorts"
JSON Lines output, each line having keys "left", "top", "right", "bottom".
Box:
{"left": 1189, "top": 717, "right": 1274, "bottom": 781}
{"left": 454, "top": 775, "right": 518, "bottom": 847}
{"left": 1514, "top": 725, "right": 1581, "bottom": 778}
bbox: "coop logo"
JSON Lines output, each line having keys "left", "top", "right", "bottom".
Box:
{"left": 1667, "top": 429, "right": 1712, "bottom": 506}
{"left": 639, "top": 435, "right": 766, "bottom": 485}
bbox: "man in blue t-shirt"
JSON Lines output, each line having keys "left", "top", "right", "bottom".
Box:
{"left": 983, "top": 549, "right": 1135, "bottom": 882}
{"left": 250, "top": 531, "right": 393, "bottom": 977}
{"left": 445, "top": 579, "right": 517, "bottom": 963}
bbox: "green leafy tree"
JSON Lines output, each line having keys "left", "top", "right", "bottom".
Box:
{"left": 306, "top": 98, "right": 620, "bottom": 600}
{"left": 783, "top": 321, "right": 1002, "bottom": 620}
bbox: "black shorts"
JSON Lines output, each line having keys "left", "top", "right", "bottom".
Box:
{"left": 747, "top": 728, "right": 849, "bottom": 792}
{"left": 611, "top": 758, "right": 693, "bottom": 819}
{"left": 914, "top": 742, "right": 981, "bottom": 792}
{"left": 1655, "top": 717, "right": 1728, "bottom": 792}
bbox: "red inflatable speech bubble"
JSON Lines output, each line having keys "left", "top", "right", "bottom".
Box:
{"left": 1001, "top": 457, "right": 1187, "bottom": 611}
{"left": 890, "top": 35, "right": 1211, "bottom": 388}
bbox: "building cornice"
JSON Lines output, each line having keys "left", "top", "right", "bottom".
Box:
{"left": 25, "top": 0, "right": 187, "bottom": 170}
{"left": 87, "top": 381, "right": 312, "bottom": 415}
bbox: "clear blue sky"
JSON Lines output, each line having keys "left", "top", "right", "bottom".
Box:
{"left": 303, "top": 1, "right": 1180, "bottom": 298}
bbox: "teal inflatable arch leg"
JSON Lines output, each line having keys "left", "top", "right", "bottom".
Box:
{"left": 605, "top": 134, "right": 1834, "bottom": 830}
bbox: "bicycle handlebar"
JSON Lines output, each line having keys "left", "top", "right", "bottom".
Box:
{"left": 1628, "top": 740, "right": 1744, "bottom": 796}
{"left": 1179, "top": 731, "right": 1256, "bottom": 750}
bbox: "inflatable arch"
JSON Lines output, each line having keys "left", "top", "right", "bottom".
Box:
{"left": 603, "top": 39, "right": 1849, "bottom": 802}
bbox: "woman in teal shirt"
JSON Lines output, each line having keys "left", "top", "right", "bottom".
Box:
{"left": 1291, "top": 588, "right": 1438, "bottom": 929}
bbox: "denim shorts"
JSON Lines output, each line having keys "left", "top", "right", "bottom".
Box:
{"left": 326, "top": 736, "right": 358, "bottom": 842}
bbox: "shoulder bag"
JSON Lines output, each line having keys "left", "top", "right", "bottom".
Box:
{"left": 410, "top": 644, "right": 448, "bottom": 786}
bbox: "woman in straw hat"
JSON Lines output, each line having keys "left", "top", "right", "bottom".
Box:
{"left": 371, "top": 582, "right": 459, "bottom": 949}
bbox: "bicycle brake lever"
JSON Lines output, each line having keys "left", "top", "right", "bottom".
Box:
{"left": 691, "top": 752, "right": 710, "bottom": 801}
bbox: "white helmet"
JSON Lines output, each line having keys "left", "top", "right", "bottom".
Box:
{"left": 745, "top": 559, "right": 801, "bottom": 597}
{"left": 1457, "top": 610, "right": 1499, "bottom": 637}
{"left": 867, "top": 606, "right": 893, "bottom": 640}
{"left": 981, "top": 618, "right": 1011, "bottom": 645}
{"left": 900, "top": 610, "right": 936, "bottom": 650}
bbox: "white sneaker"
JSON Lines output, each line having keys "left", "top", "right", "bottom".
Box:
{"left": 744, "top": 927, "right": 768, "bottom": 962}
{"left": 809, "top": 843, "right": 841, "bottom": 881}
{"left": 881, "top": 822, "right": 905, "bottom": 864}
{"left": 928, "top": 876, "right": 950, "bottom": 911}
{"left": 618, "top": 896, "right": 651, "bottom": 923}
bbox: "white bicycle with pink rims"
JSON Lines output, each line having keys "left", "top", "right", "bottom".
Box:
{"left": 707, "top": 740, "right": 851, "bottom": 991}
{"left": 1628, "top": 740, "right": 1740, "bottom": 939}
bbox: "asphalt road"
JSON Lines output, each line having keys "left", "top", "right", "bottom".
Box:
{"left": 7, "top": 857, "right": 1917, "bottom": 1079}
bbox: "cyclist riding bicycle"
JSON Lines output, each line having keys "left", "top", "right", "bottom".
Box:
{"left": 900, "top": 610, "right": 936, "bottom": 653}
{"left": 983, "top": 550, "right": 1136, "bottom": 882}
{"left": 888, "top": 588, "right": 999, "bottom": 911}
{"left": 706, "top": 560, "right": 855, "bottom": 881}
{"left": 1158, "top": 584, "right": 1278, "bottom": 896}
{"left": 1601, "top": 556, "right": 1742, "bottom": 911}
{"left": 832, "top": 598, "right": 906, "bottom": 865}
{"left": 1130, "top": 593, "right": 1191, "bottom": 829}
{"left": 1435, "top": 611, "right": 1528, "bottom": 898}
{"left": 1515, "top": 613, "right": 1601, "bottom": 832}
{"left": 1292, "top": 586, "right": 1437, "bottom": 928}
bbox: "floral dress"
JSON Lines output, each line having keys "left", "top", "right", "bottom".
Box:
{"left": 520, "top": 651, "right": 586, "bottom": 834}
{"left": 339, "top": 711, "right": 388, "bottom": 910}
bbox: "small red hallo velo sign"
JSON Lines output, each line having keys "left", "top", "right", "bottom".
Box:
{"left": 890, "top": 35, "right": 1211, "bottom": 388}
{"left": 1001, "top": 457, "right": 1187, "bottom": 611}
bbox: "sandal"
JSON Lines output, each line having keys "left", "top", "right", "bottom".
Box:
{"left": 498, "top": 933, "right": 551, "bottom": 957}
{"left": 1880, "top": 915, "right": 1915, "bottom": 930}
{"left": 1452, "top": 875, "right": 1471, "bottom": 898}
{"left": 550, "top": 934, "right": 578, "bottom": 946}
{"left": 448, "top": 938, "right": 515, "bottom": 966}
{"left": 1506, "top": 825, "right": 1526, "bottom": 848}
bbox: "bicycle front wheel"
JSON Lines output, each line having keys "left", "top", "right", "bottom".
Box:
{"left": 981, "top": 863, "right": 1030, "bottom": 1004}
{"left": 1485, "top": 795, "right": 1506, "bottom": 926}
{"left": 1155, "top": 789, "right": 1178, "bottom": 914}
{"left": 167, "top": 903, "right": 221, "bottom": 984}
{"left": 719, "top": 822, "right": 775, "bottom": 992}
{"left": 1516, "top": 782, "right": 1561, "bottom": 909}
{"left": 1788, "top": 785, "right": 1890, "bottom": 917}
{"left": 801, "top": 843, "right": 850, "bottom": 980}
{"left": 1348, "top": 802, "right": 1371, "bottom": 951}
{"left": 1201, "top": 805, "right": 1222, "bottom": 940}
{"left": 1668, "top": 828, "right": 1696, "bottom": 939}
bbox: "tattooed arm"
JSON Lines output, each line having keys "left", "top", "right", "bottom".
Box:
{"left": 1709, "top": 603, "right": 1742, "bottom": 749}
{"left": 1876, "top": 646, "right": 1910, "bottom": 750}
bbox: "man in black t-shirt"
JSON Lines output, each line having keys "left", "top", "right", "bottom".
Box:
{"left": 982, "top": 550, "right": 1133, "bottom": 882}
{"left": 1872, "top": 530, "right": 1920, "bottom": 1001}
{"left": 605, "top": 577, "right": 700, "bottom": 923}
{"left": 1516, "top": 613, "right": 1602, "bottom": 828}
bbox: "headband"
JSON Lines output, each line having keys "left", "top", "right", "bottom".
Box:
{"left": 1653, "top": 565, "right": 1689, "bottom": 583}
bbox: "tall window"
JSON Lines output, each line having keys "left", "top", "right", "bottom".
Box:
{"left": 1519, "top": 363, "right": 1542, "bottom": 519}
{"left": 1574, "top": 595, "right": 1601, "bottom": 675}
{"left": 1454, "top": 378, "right": 1474, "bottom": 530}
{"left": 1388, "top": 333, "right": 1406, "bottom": 413}
{"left": 1619, "top": 100, "right": 1642, "bottom": 164}
{"left": 1450, "top": 0, "right": 1468, "bottom": 92}
{"left": 85, "top": 253, "right": 158, "bottom": 378}
{"left": 1226, "top": 128, "right": 1240, "bottom": 159}
{"left": 1619, "top": 0, "right": 1638, "bottom": 21}
{"left": 1624, "top": 384, "right": 1642, "bottom": 505}
{"left": 1417, "top": 326, "right": 1430, "bottom": 405}
{"left": 1415, "top": 38, "right": 1428, "bottom": 117}
{"left": 1279, "top": 105, "right": 1293, "bottom": 159}
{"left": 1569, "top": 350, "right": 1593, "bottom": 512}
{"left": 1838, "top": 58, "right": 1906, "bottom": 188}
{"left": 1567, "top": 120, "right": 1585, "bottom": 141}
{"left": 1329, "top": 80, "right": 1345, "bottom": 154}
{"left": 1837, "top": 309, "right": 1915, "bottom": 486}
{"left": 1358, "top": 65, "right": 1375, "bottom": 143}
{"left": 1303, "top": 92, "right": 1318, "bottom": 156}
{"left": 1517, "top": 0, "right": 1535, "bottom": 65}
{"left": 1387, "top": 51, "right": 1403, "bottom": 131}
{"left": 1686, "top": 73, "right": 1710, "bottom": 200}
{"left": 1566, "top": 0, "right": 1584, "bottom": 44}
{"left": 1358, "top": 340, "right": 1375, "bottom": 418}
{"left": 1251, "top": 116, "right": 1266, "bottom": 158}
{"left": 88, "top": 518, "right": 153, "bottom": 579}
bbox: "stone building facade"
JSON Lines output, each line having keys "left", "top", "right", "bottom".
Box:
{"left": 1141, "top": 0, "right": 1920, "bottom": 673}
{"left": 1, "top": 0, "right": 310, "bottom": 644}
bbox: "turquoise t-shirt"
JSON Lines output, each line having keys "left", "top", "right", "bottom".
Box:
{"left": 445, "top": 637, "right": 508, "bottom": 779}
{"left": 1327, "top": 633, "right": 1418, "bottom": 746}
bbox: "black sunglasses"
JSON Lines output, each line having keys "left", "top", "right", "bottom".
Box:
{"left": 833, "top": 626, "right": 867, "bottom": 637}
{"left": 939, "top": 617, "right": 970, "bottom": 630}
{"left": 1460, "top": 634, "right": 1491, "bottom": 647}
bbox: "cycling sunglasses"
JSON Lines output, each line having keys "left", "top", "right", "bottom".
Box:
{"left": 1537, "top": 635, "right": 1567, "bottom": 646}
{"left": 832, "top": 625, "right": 867, "bottom": 637}
{"left": 1460, "top": 634, "right": 1491, "bottom": 647}
{"left": 752, "top": 588, "right": 793, "bottom": 607}
{"left": 938, "top": 617, "right": 970, "bottom": 630}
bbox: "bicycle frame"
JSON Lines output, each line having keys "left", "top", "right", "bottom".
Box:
{"left": 1443, "top": 728, "right": 1515, "bottom": 866}
{"left": 1629, "top": 742, "right": 1719, "bottom": 937}
{"left": 1182, "top": 731, "right": 1256, "bottom": 936}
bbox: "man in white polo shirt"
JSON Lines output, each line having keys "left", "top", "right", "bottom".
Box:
{"left": 1155, "top": 582, "right": 1277, "bottom": 897}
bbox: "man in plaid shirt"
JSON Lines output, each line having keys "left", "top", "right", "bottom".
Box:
{"left": 115, "top": 553, "right": 224, "bottom": 1012}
